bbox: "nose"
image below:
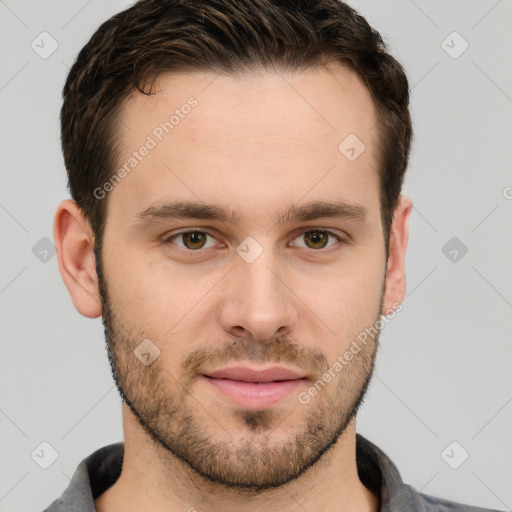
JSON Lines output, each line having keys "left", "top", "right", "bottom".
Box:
{"left": 218, "top": 251, "right": 298, "bottom": 342}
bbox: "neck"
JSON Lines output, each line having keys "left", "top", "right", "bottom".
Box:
{"left": 95, "top": 406, "right": 379, "bottom": 512}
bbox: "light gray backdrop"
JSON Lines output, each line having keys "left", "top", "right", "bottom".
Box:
{"left": 0, "top": 1, "right": 511, "bottom": 511}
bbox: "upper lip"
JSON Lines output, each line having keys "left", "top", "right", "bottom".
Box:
{"left": 203, "top": 366, "right": 304, "bottom": 382}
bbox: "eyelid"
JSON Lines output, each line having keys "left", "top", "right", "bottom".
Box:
{"left": 164, "top": 228, "right": 220, "bottom": 249}
{"left": 289, "top": 228, "right": 346, "bottom": 251}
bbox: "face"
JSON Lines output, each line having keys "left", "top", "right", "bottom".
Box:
{"left": 95, "top": 63, "right": 390, "bottom": 489}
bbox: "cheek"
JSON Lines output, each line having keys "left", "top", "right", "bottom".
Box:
{"left": 103, "top": 250, "right": 215, "bottom": 337}
{"left": 308, "top": 260, "right": 384, "bottom": 343}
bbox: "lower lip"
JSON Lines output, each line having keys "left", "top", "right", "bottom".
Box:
{"left": 203, "top": 376, "right": 305, "bottom": 409}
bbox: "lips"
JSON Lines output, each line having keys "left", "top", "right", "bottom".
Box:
{"left": 204, "top": 366, "right": 304, "bottom": 382}
{"left": 202, "top": 365, "right": 306, "bottom": 409}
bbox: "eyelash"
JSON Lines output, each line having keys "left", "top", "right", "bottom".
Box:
{"left": 163, "top": 229, "right": 346, "bottom": 253}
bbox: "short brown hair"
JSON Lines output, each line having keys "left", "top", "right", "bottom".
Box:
{"left": 61, "top": 0, "right": 412, "bottom": 258}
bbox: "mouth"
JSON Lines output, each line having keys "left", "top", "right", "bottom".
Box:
{"left": 201, "top": 365, "right": 307, "bottom": 410}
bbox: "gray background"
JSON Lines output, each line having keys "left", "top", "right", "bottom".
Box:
{"left": 0, "top": 0, "right": 511, "bottom": 510}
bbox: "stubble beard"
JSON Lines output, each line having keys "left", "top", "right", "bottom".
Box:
{"left": 96, "top": 256, "right": 381, "bottom": 492}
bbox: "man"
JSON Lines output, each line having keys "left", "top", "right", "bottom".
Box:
{"left": 44, "top": 0, "right": 501, "bottom": 511}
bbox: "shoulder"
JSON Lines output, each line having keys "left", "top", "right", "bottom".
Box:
{"left": 409, "top": 485, "right": 504, "bottom": 512}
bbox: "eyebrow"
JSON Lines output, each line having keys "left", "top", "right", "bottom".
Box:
{"left": 134, "top": 199, "right": 368, "bottom": 227}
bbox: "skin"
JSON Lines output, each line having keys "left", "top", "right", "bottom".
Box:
{"left": 54, "top": 62, "right": 412, "bottom": 512}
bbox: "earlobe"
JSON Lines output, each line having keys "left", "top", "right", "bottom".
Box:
{"left": 381, "top": 194, "right": 413, "bottom": 316}
{"left": 53, "top": 199, "right": 102, "bottom": 318}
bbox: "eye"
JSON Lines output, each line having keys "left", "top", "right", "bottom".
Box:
{"left": 291, "top": 230, "right": 342, "bottom": 250}
{"left": 164, "top": 228, "right": 345, "bottom": 252}
{"left": 165, "top": 230, "right": 218, "bottom": 250}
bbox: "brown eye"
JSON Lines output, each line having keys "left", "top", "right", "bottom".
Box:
{"left": 167, "top": 231, "right": 215, "bottom": 250}
{"left": 182, "top": 231, "right": 207, "bottom": 249}
{"left": 293, "top": 230, "right": 341, "bottom": 250}
{"left": 304, "top": 231, "right": 329, "bottom": 249}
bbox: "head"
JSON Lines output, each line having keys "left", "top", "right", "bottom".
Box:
{"left": 55, "top": 0, "right": 412, "bottom": 492}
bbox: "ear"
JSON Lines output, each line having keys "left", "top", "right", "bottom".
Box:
{"left": 381, "top": 194, "right": 413, "bottom": 316}
{"left": 53, "top": 199, "right": 102, "bottom": 318}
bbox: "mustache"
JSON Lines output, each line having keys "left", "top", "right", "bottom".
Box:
{"left": 180, "top": 336, "right": 328, "bottom": 382}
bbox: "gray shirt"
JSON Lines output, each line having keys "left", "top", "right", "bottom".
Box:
{"left": 42, "top": 433, "right": 502, "bottom": 511}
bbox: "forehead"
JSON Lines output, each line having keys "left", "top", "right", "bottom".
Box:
{"left": 118, "top": 62, "right": 377, "bottom": 143}
{"left": 109, "top": 62, "right": 380, "bottom": 224}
